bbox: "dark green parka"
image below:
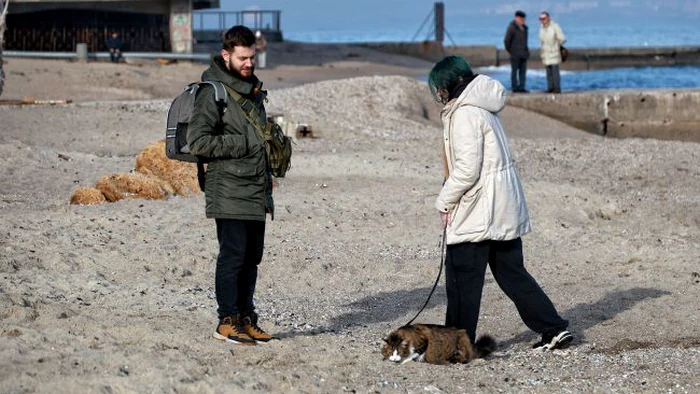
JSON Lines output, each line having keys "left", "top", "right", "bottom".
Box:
{"left": 187, "top": 56, "right": 273, "bottom": 221}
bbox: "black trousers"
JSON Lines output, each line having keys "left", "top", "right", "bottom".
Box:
{"left": 510, "top": 57, "right": 528, "bottom": 92}
{"left": 546, "top": 64, "right": 561, "bottom": 93}
{"left": 215, "top": 219, "right": 265, "bottom": 320}
{"left": 444, "top": 238, "right": 568, "bottom": 342}
{"left": 109, "top": 50, "right": 121, "bottom": 63}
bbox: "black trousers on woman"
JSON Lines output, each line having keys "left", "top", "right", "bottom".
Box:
{"left": 215, "top": 218, "right": 265, "bottom": 320}
{"left": 444, "top": 237, "right": 568, "bottom": 342}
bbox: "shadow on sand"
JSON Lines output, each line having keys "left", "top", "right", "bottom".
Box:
{"left": 274, "top": 284, "right": 448, "bottom": 340}
{"left": 276, "top": 286, "right": 671, "bottom": 346}
{"left": 496, "top": 287, "right": 672, "bottom": 349}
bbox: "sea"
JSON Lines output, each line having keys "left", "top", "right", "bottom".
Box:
{"left": 283, "top": 23, "right": 700, "bottom": 92}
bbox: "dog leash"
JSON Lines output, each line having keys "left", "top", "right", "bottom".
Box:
{"left": 405, "top": 227, "right": 447, "bottom": 326}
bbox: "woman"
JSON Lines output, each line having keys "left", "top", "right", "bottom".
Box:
{"left": 429, "top": 56, "right": 572, "bottom": 350}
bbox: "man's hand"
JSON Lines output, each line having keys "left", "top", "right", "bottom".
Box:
{"left": 439, "top": 211, "right": 453, "bottom": 228}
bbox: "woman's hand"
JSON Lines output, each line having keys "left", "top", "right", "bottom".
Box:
{"left": 439, "top": 211, "right": 453, "bottom": 228}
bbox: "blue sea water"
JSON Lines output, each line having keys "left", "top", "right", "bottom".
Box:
{"left": 474, "top": 65, "right": 700, "bottom": 93}
{"left": 285, "top": 25, "right": 700, "bottom": 49}
{"left": 207, "top": 1, "right": 700, "bottom": 91}
{"left": 283, "top": 22, "right": 700, "bottom": 91}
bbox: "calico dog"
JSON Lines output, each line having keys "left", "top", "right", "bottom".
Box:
{"left": 382, "top": 324, "right": 496, "bottom": 365}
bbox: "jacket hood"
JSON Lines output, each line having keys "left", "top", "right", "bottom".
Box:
{"left": 201, "top": 55, "right": 261, "bottom": 95}
{"left": 444, "top": 74, "right": 506, "bottom": 115}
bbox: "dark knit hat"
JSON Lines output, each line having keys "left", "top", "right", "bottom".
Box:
{"left": 515, "top": 10, "right": 526, "bottom": 18}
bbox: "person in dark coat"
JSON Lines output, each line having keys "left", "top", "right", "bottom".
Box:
{"left": 187, "top": 25, "right": 275, "bottom": 346}
{"left": 105, "top": 32, "right": 123, "bottom": 63}
{"left": 503, "top": 10, "right": 530, "bottom": 93}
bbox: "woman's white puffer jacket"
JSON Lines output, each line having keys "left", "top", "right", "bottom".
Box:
{"left": 436, "top": 75, "right": 531, "bottom": 245}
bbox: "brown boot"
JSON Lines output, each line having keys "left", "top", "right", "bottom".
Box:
{"left": 213, "top": 315, "right": 256, "bottom": 346}
{"left": 242, "top": 312, "right": 275, "bottom": 343}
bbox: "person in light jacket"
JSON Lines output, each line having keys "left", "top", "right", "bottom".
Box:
{"left": 538, "top": 11, "right": 566, "bottom": 93}
{"left": 428, "top": 55, "right": 572, "bottom": 350}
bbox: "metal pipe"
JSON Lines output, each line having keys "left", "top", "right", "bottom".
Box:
{"left": 4, "top": 51, "right": 79, "bottom": 59}
{"left": 3, "top": 50, "right": 213, "bottom": 61}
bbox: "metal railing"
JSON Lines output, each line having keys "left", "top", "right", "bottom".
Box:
{"left": 2, "top": 50, "right": 211, "bottom": 61}
{"left": 193, "top": 10, "right": 281, "bottom": 33}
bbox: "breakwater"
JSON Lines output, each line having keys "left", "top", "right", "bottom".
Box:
{"left": 506, "top": 90, "right": 700, "bottom": 142}
{"left": 362, "top": 42, "right": 700, "bottom": 70}
{"left": 363, "top": 42, "right": 700, "bottom": 142}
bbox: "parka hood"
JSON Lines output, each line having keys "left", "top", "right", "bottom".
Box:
{"left": 444, "top": 75, "right": 507, "bottom": 116}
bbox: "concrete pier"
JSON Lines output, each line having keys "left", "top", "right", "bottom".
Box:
{"left": 498, "top": 46, "right": 700, "bottom": 71}
{"left": 506, "top": 90, "right": 700, "bottom": 142}
{"left": 363, "top": 41, "right": 700, "bottom": 70}
{"left": 363, "top": 41, "right": 700, "bottom": 143}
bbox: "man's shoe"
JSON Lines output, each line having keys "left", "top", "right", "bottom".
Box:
{"left": 213, "top": 316, "right": 257, "bottom": 346}
{"left": 242, "top": 313, "right": 275, "bottom": 343}
{"left": 533, "top": 330, "right": 573, "bottom": 350}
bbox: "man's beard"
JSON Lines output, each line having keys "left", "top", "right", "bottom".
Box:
{"left": 227, "top": 58, "right": 255, "bottom": 81}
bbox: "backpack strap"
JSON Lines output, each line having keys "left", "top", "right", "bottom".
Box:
{"left": 222, "top": 84, "right": 267, "bottom": 140}
{"left": 199, "top": 80, "right": 228, "bottom": 117}
{"left": 193, "top": 81, "right": 229, "bottom": 191}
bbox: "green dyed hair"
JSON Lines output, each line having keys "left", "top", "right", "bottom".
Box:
{"left": 428, "top": 56, "right": 474, "bottom": 102}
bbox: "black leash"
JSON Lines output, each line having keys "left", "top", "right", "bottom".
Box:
{"left": 405, "top": 227, "right": 447, "bottom": 326}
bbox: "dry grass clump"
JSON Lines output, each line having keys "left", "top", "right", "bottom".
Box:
{"left": 69, "top": 140, "right": 200, "bottom": 205}
{"left": 135, "top": 140, "right": 200, "bottom": 196}
{"left": 69, "top": 187, "right": 107, "bottom": 205}
{"left": 95, "top": 172, "right": 175, "bottom": 202}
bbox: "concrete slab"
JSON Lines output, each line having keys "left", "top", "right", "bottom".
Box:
{"left": 507, "top": 90, "right": 700, "bottom": 142}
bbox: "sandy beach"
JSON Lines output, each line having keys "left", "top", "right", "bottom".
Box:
{"left": 1, "top": 43, "right": 699, "bottom": 393}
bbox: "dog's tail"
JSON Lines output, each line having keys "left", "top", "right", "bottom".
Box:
{"left": 474, "top": 335, "right": 496, "bottom": 358}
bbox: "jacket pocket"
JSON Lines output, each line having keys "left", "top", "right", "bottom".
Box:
{"left": 451, "top": 184, "right": 487, "bottom": 236}
{"left": 205, "top": 159, "right": 265, "bottom": 200}
{"left": 226, "top": 163, "right": 261, "bottom": 178}
{"left": 219, "top": 158, "right": 265, "bottom": 179}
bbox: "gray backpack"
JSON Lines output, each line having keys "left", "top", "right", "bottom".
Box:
{"left": 165, "top": 81, "right": 227, "bottom": 189}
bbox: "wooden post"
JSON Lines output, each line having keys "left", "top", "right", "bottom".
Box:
{"left": 434, "top": 2, "right": 444, "bottom": 43}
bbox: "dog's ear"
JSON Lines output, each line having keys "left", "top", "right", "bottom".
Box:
{"left": 382, "top": 336, "right": 390, "bottom": 344}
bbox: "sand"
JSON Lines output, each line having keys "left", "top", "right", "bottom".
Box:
{"left": 1, "top": 44, "right": 699, "bottom": 393}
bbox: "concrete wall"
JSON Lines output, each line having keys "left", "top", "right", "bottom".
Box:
{"left": 9, "top": 0, "right": 170, "bottom": 14}
{"left": 360, "top": 42, "right": 497, "bottom": 67}
{"left": 7, "top": 0, "right": 227, "bottom": 53}
{"left": 498, "top": 47, "right": 700, "bottom": 71}
{"left": 169, "top": 0, "right": 192, "bottom": 53}
{"left": 364, "top": 41, "right": 700, "bottom": 71}
{"left": 9, "top": 0, "right": 218, "bottom": 13}
{"left": 507, "top": 90, "right": 700, "bottom": 142}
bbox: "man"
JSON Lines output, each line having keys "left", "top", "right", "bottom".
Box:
{"left": 187, "top": 25, "right": 275, "bottom": 346}
{"left": 538, "top": 11, "right": 567, "bottom": 93}
{"left": 105, "top": 31, "right": 123, "bottom": 63}
{"left": 504, "top": 10, "right": 529, "bottom": 93}
{"left": 255, "top": 30, "right": 267, "bottom": 69}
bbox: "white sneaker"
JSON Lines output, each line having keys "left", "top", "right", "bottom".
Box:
{"left": 532, "top": 330, "right": 573, "bottom": 350}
